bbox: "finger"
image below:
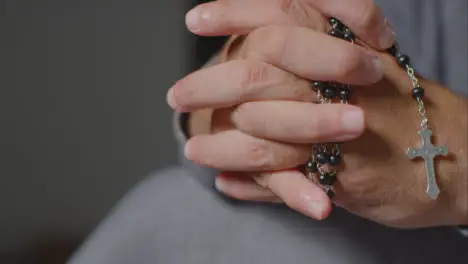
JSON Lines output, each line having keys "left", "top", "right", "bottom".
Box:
{"left": 232, "top": 101, "right": 365, "bottom": 143}
{"left": 241, "top": 26, "right": 383, "bottom": 85}
{"left": 186, "top": 0, "right": 395, "bottom": 49}
{"left": 253, "top": 170, "right": 332, "bottom": 220}
{"left": 167, "top": 60, "right": 313, "bottom": 112}
{"left": 184, "top": 130, "right": 310, "bottom": 171}
{"left": 168, "top": 26, "right": 382, "bottom": 113}
{"left": 185, "top": 0, "right": 327, "bottom": 36}
{"left": 304, "top": 0, "right": 395, "bottom": 49}
{"left": 214, "top": 173, "right": 280, "bottom": 202}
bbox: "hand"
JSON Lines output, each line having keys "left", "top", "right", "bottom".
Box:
{"left": 169, "top": 23, "right": 383, "bottom": 220}
{"left": 185, "top": 0, "right": 396, "bottom": 50}
{"left": 168, "top": 0, "right": 468, "bottom": 228}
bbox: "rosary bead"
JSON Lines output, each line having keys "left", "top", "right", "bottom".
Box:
{"left": 328, "top": 17, "right": 338, "bottom": 25}
{"left": 412, "top": 87, "right": 425, "bottom": 100}
{"left": 319, "top": 172, "right": 337, "bottom": 186}
{"left": 387, "top": 44, "right": 399, "bottom": 57}
{"left": 330, "top": 154, "right": 342, "bottom": 167}
{"left": 328, "top": 17, "right": 345, "bottom": 31}
{"left": 339, "top": 87, "right": 351, "bottom": 101}
{"left": 312, "top": 81, "right": 326, "bottom": 91}
{"left": 306, "top": 160, "right": 318, "bottom": 173}
{"left": 328, "top": 28, "right": 345, "bottom": 39}
{"left": 315, "top": 152, "right": 331, "bottom": 165}
{"left": 323, "top": 86, "right": 337, "bottom": 99}
{"left": 343, "top": 29, "right": 355, "bottom": 42}
{"left": 326, "top": 189, "right": 335, "bottom": 199}
{"left": 396, "top": 54, "right": 410, "bottom": 68}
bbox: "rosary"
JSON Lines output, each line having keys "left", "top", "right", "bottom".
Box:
{"left": 305, "top": 18, "right": 449, "bottom": 200}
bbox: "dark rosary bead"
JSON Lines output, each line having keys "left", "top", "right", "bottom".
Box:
{"left": 396, "top": 54, "right": 410, "bottom": 68}
{"left": 326, "top": 189, "right": 335, "bottom": 199}
{"left": 387, "top": 43, "right": 399, "bottom": 57}
{"left": 323, "top": 86, "right": 337, "bottom": 99}
{"left": 328, "top": 28, "right": 345, "bottom": 39}
{"left": 312, "top": 81, "right": 326, "bottom": 91}
{"left": 306, "top": 160, "right": 318, "bottom": 173}
{"left": 339, "top": 87, "right": 351, "bottom": 101}
{"left": 328, "top": 17, "right": 339, "bottom": 26}
{"left": 343, "top": 29, "right": 355, "bottom": 42}
{"left": 319, "top": 172, "right": 337, "bottom": 186}
{"left": 328, "top": 17, "right": 340, "bottom": 26}
{"left": 330, "top": 154, "right": 342, "bottom": 167}
{"left": 328, "top": 17, "right": 345, "bottom": 31}
{"left": 315, "top": 152, "right": 331, "bottom": 165}
{"left": 412, "top": 87, "right": 425, "bottom": 100}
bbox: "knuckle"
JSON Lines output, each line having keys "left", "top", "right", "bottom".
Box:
{"left": 246, "top": 140, "right": 274, "bottom": 170}
{"left": 245, "top": 26, "right": 290, "bottom": 65}
{"left": 237, "top": 60, "right": 272, "bottom": 97}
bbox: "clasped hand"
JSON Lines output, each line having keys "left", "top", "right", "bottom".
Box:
{"left": 167, "top": 0, "right": 468, "bottom": 228}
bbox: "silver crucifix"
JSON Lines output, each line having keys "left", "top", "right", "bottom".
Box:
{"left": 407, "top": 129, "right": 448, "bottom": 200}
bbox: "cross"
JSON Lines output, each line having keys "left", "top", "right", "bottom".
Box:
{"left": 407, "top": 129, "right": 448, "bottom": 200}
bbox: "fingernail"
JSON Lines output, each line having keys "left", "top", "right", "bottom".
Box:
{"left": 368, "top": 51, "right": 382, "bottom": 70}
{"left": 364, "top": 51, "right": 383, "bottom": 81}
{"left": 379, "top": 17, "right": 396, "bottom": 48}
{"left": 230, "top": 108, "right": 240, "bottom": 124}
{"left": 183, "top": 142, "right": 191, "bottom": 159}
{"left": 186, "top": 6, "right": 210, "bottom": 32}
{"left": 215, "top": 176, "right": 226, "bottom": 191}
{"left": 341, "top": 108, "right": 365, "bottom": 133}
{"left": 306, "top": 200, "right": 326, "bottom": 219}
{"left": 300, "top": 192, "right": 327, "bottom": 219}
{"left": 166, "top": 88, "right": 177, "bottom": 109}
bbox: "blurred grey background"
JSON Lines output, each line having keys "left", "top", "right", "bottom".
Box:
{"left": 0, "top": 1, "right": 212, "bottom": 263}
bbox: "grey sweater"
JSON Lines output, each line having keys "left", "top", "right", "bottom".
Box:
{"left": 69, "top": 1, "right": 468, "bottom": 263}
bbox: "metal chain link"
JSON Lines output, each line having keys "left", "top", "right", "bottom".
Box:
{"left": 405, "top": 65, "right": 420, "bottom": 88}
{"left": 405, "top": 65, "right": 428, "bottom": 129}
{"left": 417, "top": 99, "right": 429, "bottom": 129}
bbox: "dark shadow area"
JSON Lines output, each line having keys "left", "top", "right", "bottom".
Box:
{"left": 0, "top": 0, "right": 195, "bottom": 262}
{"left": 1, "top": 236, "right": 82, "bottom": 264}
